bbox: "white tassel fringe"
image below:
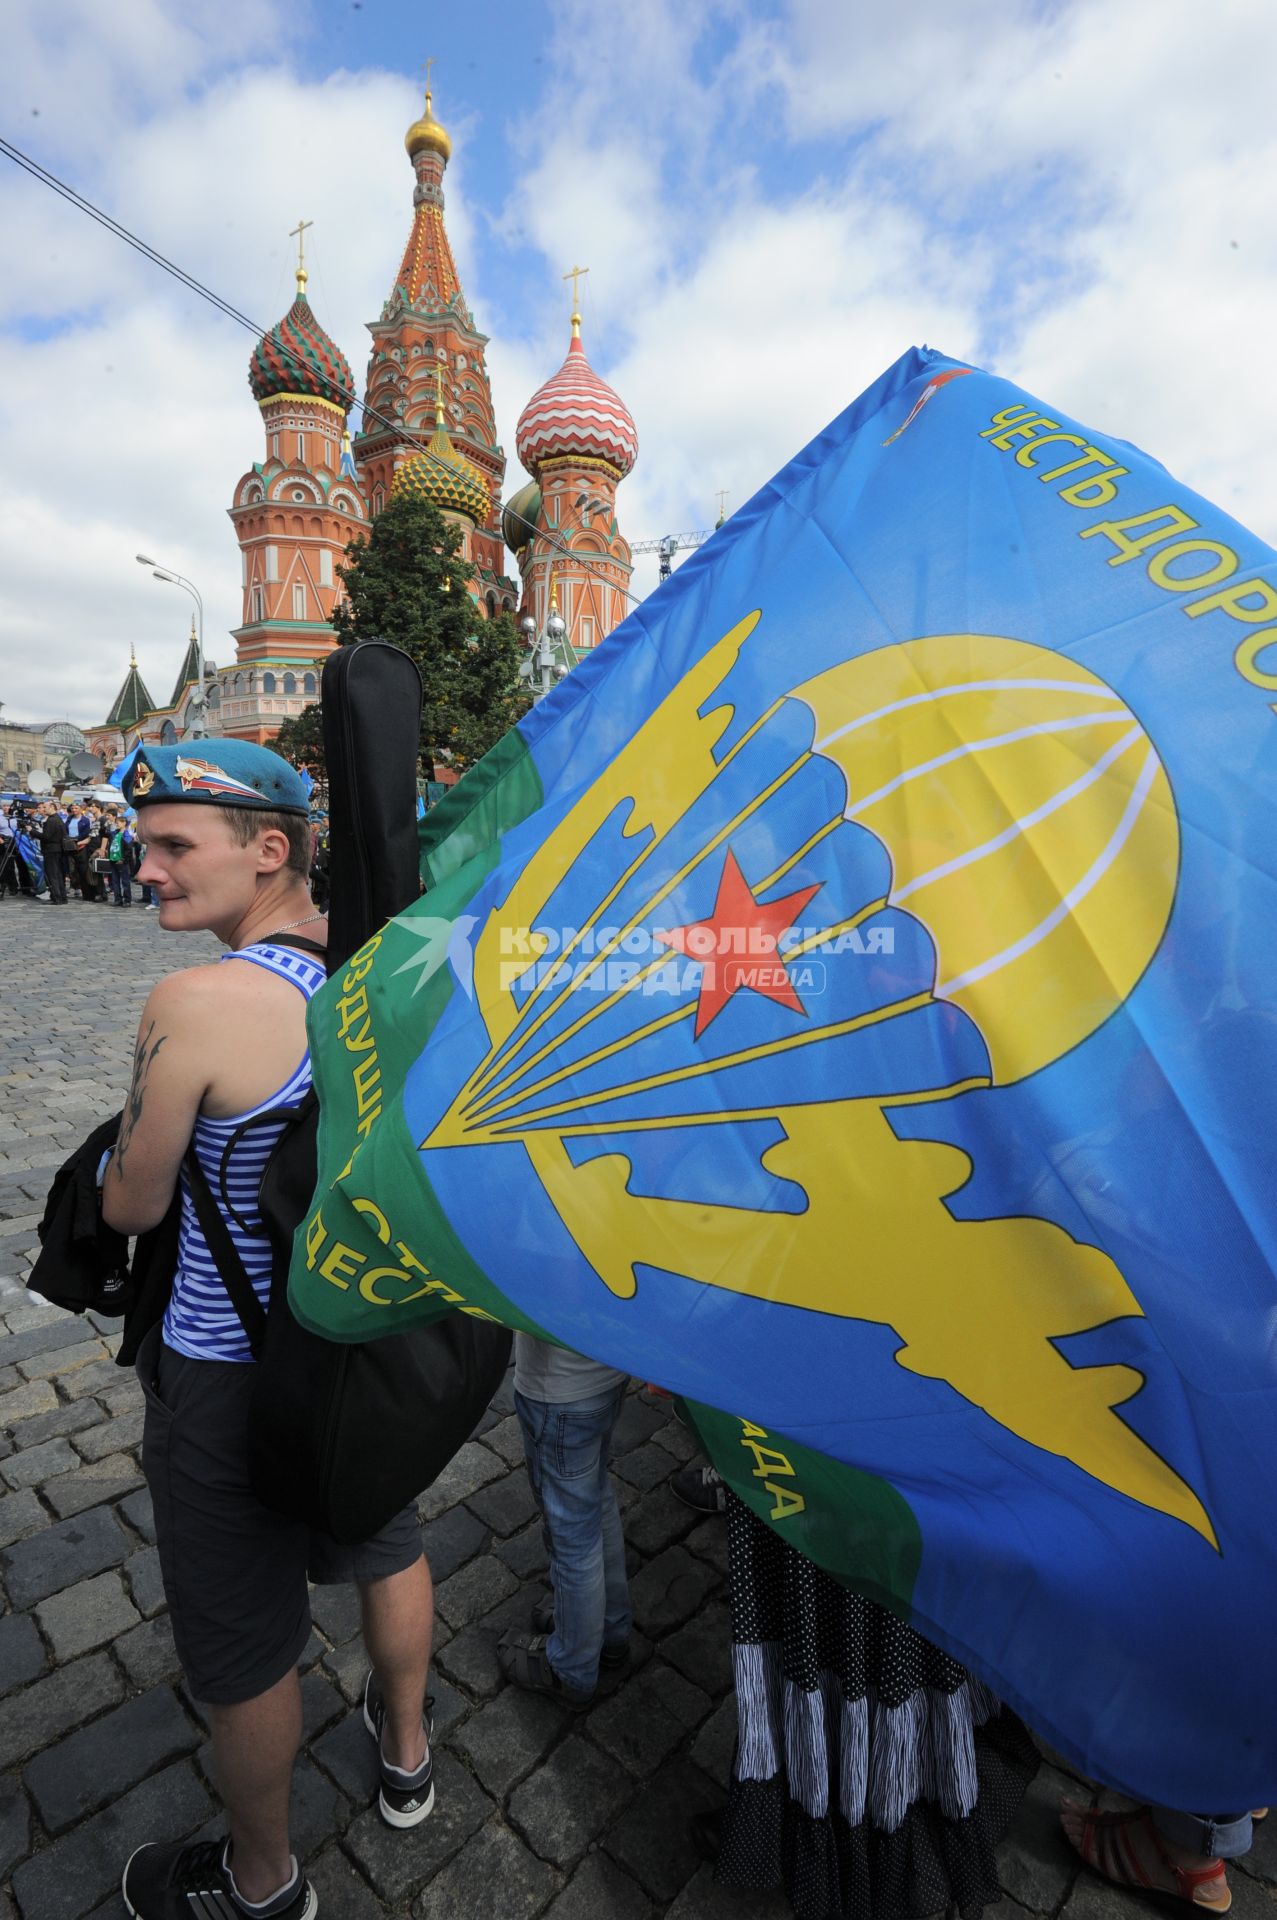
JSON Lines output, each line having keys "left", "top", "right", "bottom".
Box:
{"left": 733, "top": 1645, "right": 995, "bottom": 1834}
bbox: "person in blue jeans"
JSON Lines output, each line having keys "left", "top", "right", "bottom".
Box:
{"left": 107, "top": 814, "right": 134, "bottom": 906}
{"left": 499, "top": 1335, "right": 632, "bottom": 1705}
{"left": 1061, "top": 1801, "right": 1263, "bottom": 1909}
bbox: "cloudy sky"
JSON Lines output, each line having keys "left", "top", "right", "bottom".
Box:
{"left": 2, "top": 0, "right": 1273, "bottom": 725}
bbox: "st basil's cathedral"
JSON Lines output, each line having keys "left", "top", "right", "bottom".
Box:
{"left": 89, "top": 85, "right": 638, "bottom": 760}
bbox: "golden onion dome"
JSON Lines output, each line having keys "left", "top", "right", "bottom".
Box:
{"left": 392, "top": 422, "right": 489, "bottom": 525}
{"left": 405, "top": 89, "right": 452, "bottom": 163}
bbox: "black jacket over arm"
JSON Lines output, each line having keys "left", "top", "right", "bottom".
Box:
{"left": 31, "top": 1116, "right": 181, "bottom": 1366}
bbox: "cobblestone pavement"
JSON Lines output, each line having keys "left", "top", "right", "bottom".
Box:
{"left": 2, "top": 894, "right": 1274, "bottom": 1920}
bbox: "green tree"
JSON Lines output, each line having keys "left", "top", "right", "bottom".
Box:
{"left": 273, "top": 702, "right": 326, "bottom": 781}
{"left": 332, "top": 492, "right": 530, "bottom": 773}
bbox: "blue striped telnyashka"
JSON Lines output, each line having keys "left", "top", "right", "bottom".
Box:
{"left": 163, "top": 942, "right": 326, "bottom": 1364}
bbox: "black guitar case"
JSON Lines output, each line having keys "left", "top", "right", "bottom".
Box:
{"left": 242, "top": 639, "right": 511, "bottom": 1542}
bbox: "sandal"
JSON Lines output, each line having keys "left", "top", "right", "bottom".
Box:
{"left": 497, "top": 1632, "right": 596, "bottom": 1708}
{"left": 1060, "top": 1801, "right": 1232, "bottom": 1912}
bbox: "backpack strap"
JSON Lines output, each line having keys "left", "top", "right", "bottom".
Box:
{"left": 213, "top": 1104, "right": 300, "bottom": 1235}
{"left": 183, "top": 1147, "right": 268, "bottom": 1359}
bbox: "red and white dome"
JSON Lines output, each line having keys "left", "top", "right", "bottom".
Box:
{"left": 515, "top": 326, "right": 638, "bottom": 479}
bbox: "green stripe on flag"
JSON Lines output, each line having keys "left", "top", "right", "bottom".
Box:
{"left": 420, "top": 722, "right": 545, "bottom": 889}
{"left": 683, "top": 1400, "right": 922, "bottom": 1615}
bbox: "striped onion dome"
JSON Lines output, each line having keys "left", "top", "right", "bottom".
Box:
{"left": 392, "top": 420, "right": 490, "bottom": 524}
{"left": 515, "top": 323, "right": 638, "bottom": 479}
{"left": 249, "top": 290, "right": 353, "bottom": 410}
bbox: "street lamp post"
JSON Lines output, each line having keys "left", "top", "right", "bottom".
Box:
{"left": 135, "top": 554, "right": 207, "bottom": 738}
{"left": 573, "top": 491, "right": 611, "bottom": 529}
{"left": 517, "top": 600, "right": 574, "bottom": 700}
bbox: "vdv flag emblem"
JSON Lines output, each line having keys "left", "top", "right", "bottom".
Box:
{"left": 291, "top": 347, "right": 1277, "bottom": 1809}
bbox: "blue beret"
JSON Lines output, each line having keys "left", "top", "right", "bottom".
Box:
{"left": 123, "top": 742, "right": 311, "bottom": 817}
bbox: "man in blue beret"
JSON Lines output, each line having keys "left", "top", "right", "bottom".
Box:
{"left": 103, "top": 743, "right": 435, "bottom": 1920}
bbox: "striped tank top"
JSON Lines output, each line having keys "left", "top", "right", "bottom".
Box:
{"left": 163, "top": 941, "right": 327, "bottom": 1364}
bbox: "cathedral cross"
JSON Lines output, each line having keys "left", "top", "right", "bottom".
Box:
{"left": 563, "top": 263, "right": 589, "bottom": 333}
{"left": 289, "top": 218, "right": 313, "bottom": 294}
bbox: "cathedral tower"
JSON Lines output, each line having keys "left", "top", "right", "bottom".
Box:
{"left": 356, "top": 87, "right": 516, "bottom": 615}
{"left": 87, "top": 650, "right": 155, "bottom": 765}
{"left": 223, "top": 242, "right": 367, "bottom": 742}
{"left": 508, "top": 287, "right": 636, "bottom": 652}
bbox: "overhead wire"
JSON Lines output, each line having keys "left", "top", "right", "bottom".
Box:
{"left": 0, "top": 135, "right": 642, "bottom": 609}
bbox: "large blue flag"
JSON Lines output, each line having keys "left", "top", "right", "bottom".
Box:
{"left": 291, "top": 346, "right": 1277, "bottom": 1808}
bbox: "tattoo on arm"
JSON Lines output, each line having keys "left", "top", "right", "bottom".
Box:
{"left": 113, "top": 1021, "right": 168, "bottom": 1180}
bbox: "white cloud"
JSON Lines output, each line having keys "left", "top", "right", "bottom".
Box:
{"left": 607, "top": 182, "right": 986, "bottom": 597}
{"left": 497, "top": 140, "right": 670, "bottom": 338}
{"left": 504, "top": 0, "right": 1277, "bottom": 595}
{"left": 0, "top": 0, "right": 288, "bottom": 141}
{"left": 743, "top": 0, "right": 1277, "bottom": 537}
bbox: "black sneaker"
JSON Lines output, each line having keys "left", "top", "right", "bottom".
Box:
{"left": 362, "top": 1670, "right": 435, "bottom": 1828}
{"left": 121, "top": 1837, "right": 316, "bottom": 1918}
{"left": 671, "top": 1464, "right": 728, "bottom": 1513}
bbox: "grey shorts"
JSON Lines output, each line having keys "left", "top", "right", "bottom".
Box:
{"left": 136, "top": 1323, "right": 422, "bottom": 1705}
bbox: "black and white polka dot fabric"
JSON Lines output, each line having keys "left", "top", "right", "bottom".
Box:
{"left": 715, "top": 1494, "right": 1038, "bottom": 1920}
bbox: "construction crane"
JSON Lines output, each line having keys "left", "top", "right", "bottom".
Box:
{"left": 630, "top": 493, "right": 730, "bottom": 580}
{"left": 629, "top": 531, "right": 713, "bottom": 580}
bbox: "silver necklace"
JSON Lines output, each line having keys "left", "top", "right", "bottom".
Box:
{"left": 260, "top": 912, "right": 327, "bottom": 941}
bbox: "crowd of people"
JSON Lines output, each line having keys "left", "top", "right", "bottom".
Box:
{"left": 2, "top": 792, "right": 332, "bottom": 915}
{"left": 0, "top": 796, "right": 155, "bottom": 907}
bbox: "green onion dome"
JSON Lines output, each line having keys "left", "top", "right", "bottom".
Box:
{"left": 249, "top": 286, "right": 353, "bottom": 412}
{"left": 502, "top": 478, "right": 542, "bottom": 553}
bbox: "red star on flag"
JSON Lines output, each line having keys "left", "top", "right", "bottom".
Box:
{"left": 656, "top": 849, "right": 821, "bottom": 1039}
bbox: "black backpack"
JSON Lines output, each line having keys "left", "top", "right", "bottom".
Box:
{"left": 183, "top": 1075, "right": 508, "bottom": 1544}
